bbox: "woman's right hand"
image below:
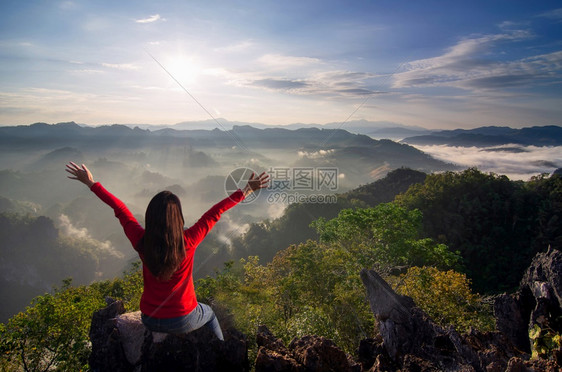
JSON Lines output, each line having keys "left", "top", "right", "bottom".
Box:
{"left": 66, "top": 161, "right": 95, "bottom": 188}
{"left": 243, "top": 171, "right": 269, "bottom": 197}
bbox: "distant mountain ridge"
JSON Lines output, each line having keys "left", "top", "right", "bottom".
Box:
{"left": 0, "top": 119, "right": 430, "bottom": 140}
{"left": 0, "top": 121, "right": 381, "bottom": 150}
{"left": 401, "top": 125, "right": 562, "bottom": 147}
{"left": 124, "top": 118, "right": 431, "bottom": 139}
{"left": 0, "top": 122, "right": 454, "bottom": 173}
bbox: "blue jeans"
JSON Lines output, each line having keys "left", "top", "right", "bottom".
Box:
{"left": 141, "top": 303, "right": 224, "bottom": 341}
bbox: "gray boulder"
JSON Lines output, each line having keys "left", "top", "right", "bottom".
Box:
{"left": 88, "top": 299, "right": 248, "bottom": 372}
{"left": 494, "top": 246, "right": 562, "bottom": 353}
{"left": 360, "top": 269, "right": 520, "bottom": 371}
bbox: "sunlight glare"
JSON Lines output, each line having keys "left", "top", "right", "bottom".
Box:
{"left": 162, "top": 54, "right": 201, "bottom": 86}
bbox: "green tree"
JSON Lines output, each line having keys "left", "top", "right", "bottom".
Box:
{"left": 196, "top": 201, "right": 463, "bottom": 354}
{"left": 395, "top": 168, "right": 557, "bottom": 293}
{"left": 312, "top": 203, "right": 461, "bottom": 270}
{"left": 525, "top": 173, "right": 562, "bottom": 251}
{"left": 393, "top": 266, "right": 495, "bottom": 333}
{"left": 0, "top": 263, "right": 143, "bottom": 371}
{"left": 0, "top": 280, "right": 105, "bottom": 371}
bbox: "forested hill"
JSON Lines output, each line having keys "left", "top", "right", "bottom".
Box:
{"left": 231, "top": 168, "right": 562, "bottom": 294}
{"left": 230, "top": 168, "right": 428, "bottom": 263}
{"left": 396, "top": 169, "right": 562, "bottom": 293}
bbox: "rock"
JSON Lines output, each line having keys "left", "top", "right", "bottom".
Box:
{"left": 140, "top": 326, "right": 248, "bottom": 372}
{"left": 494, "top": 247, "right": 562, "bottom": 354}
{"left": 290, "top": 335, "right": 359, "bottom": 372}
{"left": 356, "top": 336, "right": 394, "bottom": 371}
{"left": 505, "top": 356, "right": 560, "bottom": 372}
{"left": 254, "top": 326, "right": 360, "bottom": 372}
{"left": 492, "top": 291, "right": 532, "bottom": 352}
{"left": 359, "top": 269, "right": 416, "bottom": 360}
{"left": 401, "top": 354, "right": 442, "bottom": 371}
{"left": 256, "top": 325, "right": 289, "bottom": 355}
{"left": 360, "top": 269, "right": 521, "bottom": 371}
{"left": 88, "top": 300, "right": 249, "bottom": 372}
{"left": 88, "top": 299, "right": 130, "bottom": 372}
{"left": 255, "top": 347, "right": 303, "bottom": 372}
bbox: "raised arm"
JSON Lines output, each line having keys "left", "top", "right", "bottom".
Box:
{"left": 186, "top": 171, "right": 270, "bottom": 247}
{"left": 65, "top": 161, "right": 144, "bottom": 248}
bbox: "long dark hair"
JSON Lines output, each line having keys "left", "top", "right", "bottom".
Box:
{"left": 137, "top": 191, "right": 185, "bottom": 281}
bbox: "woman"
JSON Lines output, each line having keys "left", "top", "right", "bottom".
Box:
{"left": 65, "top": 161, "right": 269, "bottom": 340}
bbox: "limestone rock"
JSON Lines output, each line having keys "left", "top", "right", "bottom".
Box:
{"left": 88, "top": 299, "right": 130, "bottom": 372}
{"left": 360, "top": 268, "right": 521, "bottom": 371}
{"left": 494, "top": 247, "right": 562, "bottom": 354}
{"left": 88, "top": 300, "right": 248, "bottom": 371}
{"left": 140, "top": 326, "right": 248, "bottom": 372}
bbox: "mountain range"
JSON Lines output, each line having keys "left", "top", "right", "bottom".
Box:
{"left": 0, "top": 122, "right": 455, "bottom": 183}
{"left": 400, "top": 125, "right": 562, "bottom": 147}
{"left": 115, "top": 118, "right": 432, "bottom": 140}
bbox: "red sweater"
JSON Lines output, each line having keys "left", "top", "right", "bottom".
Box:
{"left": 91, "top": 182, "right": 244, "bottom": 318}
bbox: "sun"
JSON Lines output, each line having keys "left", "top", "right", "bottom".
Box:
{"left": 162, "top": 53, "right": 201, "bottom": 86}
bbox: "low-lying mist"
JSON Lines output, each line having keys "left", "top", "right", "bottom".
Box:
{"left": 0, "top": 123, "right": 460, "bottom": 322}
{"left": 411, "top": 144, "right": 562, "bottom": 180}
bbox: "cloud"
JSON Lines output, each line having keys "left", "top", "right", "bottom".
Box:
{"left": 57, "top": 214, "right": 124, "bottom": 259}
{"left": 101, "top": 62, "right": 139, "bottom": 71}
{"left": 298, "top": 149, "right": 335, "bottom": 158}
{"left": 253, "top": 78, "right": 309, "bottom": 91}
{"left": 413, "top": 144, "right": 562, "bottom": 180}
{"left": 214, "top": 40, "right": 255, "bottom": 53}
{"left": 213, "top": 215, "right": 250, "bottom": 248}
{"left": 135, "top": 14, "right": 164, "bottom": 24}
{"left": 390, "top": 30, "right": 562, "bottom": 92}
{"left": 258, "top": 53, "right": 322, "bottom": 67}
{"left": 198, "top": 46, "right": 381, "bottom": 98}
{"left": 72, "top": 69, "right": 104, "bottom": 74}
{"left": 58, "top": 1, "right": 76, "bottom": 10}
{"left": 537, "top": 8, "right": 562, "bottom": 21}
{"left": 229, "top": 68, "right": 381, "bottom": 98}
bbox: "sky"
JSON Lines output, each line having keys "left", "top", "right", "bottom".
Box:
{"left": 1, "top": 0, "right": 561, "bottom": 129}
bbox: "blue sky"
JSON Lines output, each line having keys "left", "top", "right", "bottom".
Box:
{"left": 1, "top": 0, "right": 561, "bottom": 129}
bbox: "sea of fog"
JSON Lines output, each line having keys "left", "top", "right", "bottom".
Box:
{"left": 410, "top": 144, "right": 562, "bottom": 181}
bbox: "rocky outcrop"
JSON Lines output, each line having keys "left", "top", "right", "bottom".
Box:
{"left": 360, "top": 269, "right": 521, "bottom": 371}
{"left": 358, "top": 248, "right": 562, "bottom": 371}
{"left": 88, "top": 299, "right": 248, "bottom": 372}
{"left": 89, "top": 298, "right": 129, "bottom": 371}
{"left": 494, "top": 246, "right": 562, "bottom": 354}
{"left": 254, "top": 325, "right": 360, "bottom": 372}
